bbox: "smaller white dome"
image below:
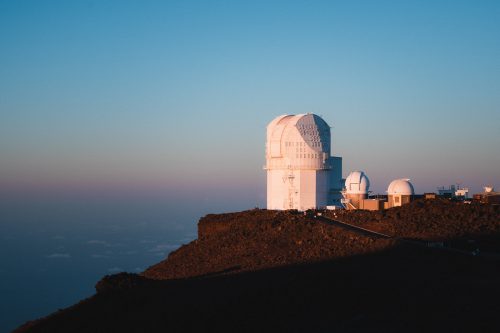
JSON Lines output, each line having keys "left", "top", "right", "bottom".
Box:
{"left": 388, "top": 179, "right": 415, "bottom": 195}
{"left": 345, "top": 171, "right": 370, "bottom": 194}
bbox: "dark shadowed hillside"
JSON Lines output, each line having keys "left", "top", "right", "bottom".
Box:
{"left": 14, "top": 200, "right": 500, "bottom": 333}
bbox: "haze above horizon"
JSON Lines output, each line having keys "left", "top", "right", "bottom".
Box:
{"left": 1, "top": 0, "right": 499, "bottom": 200}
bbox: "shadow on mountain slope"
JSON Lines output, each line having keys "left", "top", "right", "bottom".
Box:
{"left": 15, "top": 240, "right": 500, "bottom": 333}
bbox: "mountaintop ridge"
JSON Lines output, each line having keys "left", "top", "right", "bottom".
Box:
{"left": 14, "top": 199, "right": 500, "bottom": 333}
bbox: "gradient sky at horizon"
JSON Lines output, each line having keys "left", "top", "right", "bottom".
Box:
{"left": 1, "top": 0, "right": 499, "bottom": 201}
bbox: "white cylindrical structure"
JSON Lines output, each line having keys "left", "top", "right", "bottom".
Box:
{"left": 345, "top": 171, "right": 370, "bottom": 194}
{"left": 387, "top": 178, "right": 414, "bottom": 207}
{"left": 343, "top": 171, "right": 370, "bottom": 209}
{"left": 265, "top": 113, "right": 342, "bottom": 211}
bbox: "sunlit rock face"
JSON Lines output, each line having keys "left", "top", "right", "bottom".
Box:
{"left": 265, "top": 114, "right": 342, "bottom": 211}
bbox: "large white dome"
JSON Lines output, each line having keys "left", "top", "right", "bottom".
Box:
{"left": 345, "top": 171, "right": 370, "bottom": 194}
{"left": 266, "top": 113, "right": 331, "bottom": 158}
{"left": 387, "top": 179, "right": 415, "bottom": 195}
{"left": 265, "top": 113, "right": 332, "bottom": 171}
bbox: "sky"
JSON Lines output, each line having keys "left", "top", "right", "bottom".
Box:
{"left": 0, "top": 2, "right": 499, "bottom": 330}
{"left": 1, "top": 0, "right": 499, "bottom": 199}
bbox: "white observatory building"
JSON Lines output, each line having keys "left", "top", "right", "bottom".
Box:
{"left": 343, "top": 171, "right": 370, "bottom": 210}
{"left": 387, "top": 178, "right": 415, "bottom": 208}
{"left": 265, "top": 114, "right": 342, "bottom": 211}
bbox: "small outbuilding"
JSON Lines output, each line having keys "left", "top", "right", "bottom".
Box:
{"left": 474, "top": 186, "right": 500, "bottom": 205}
{"left": 342, "top": 171, "right": 370, "bottom": 210}
{"left": 386, "top": 178, "right": 415, "bottom": 208}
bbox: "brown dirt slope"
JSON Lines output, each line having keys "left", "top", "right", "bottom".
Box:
{"left": 326, "top": 198, "right": 500, "bottom": 239}
{"left": 143, "top": 209, "right": 393, "bottom": 280}
{"left": 14, "top": 200, "right": 500, "bottom": 333}
{"left": 145, "top": 200, "right": 500, "bottom": 281}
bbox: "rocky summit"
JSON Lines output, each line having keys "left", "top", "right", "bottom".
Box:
{"left": 14, "top": 200, "right": 500, "bottom": 333}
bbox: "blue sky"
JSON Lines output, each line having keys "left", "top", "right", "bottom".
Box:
{"left": 1, "top": 0, "right": 499, "bottom": 200}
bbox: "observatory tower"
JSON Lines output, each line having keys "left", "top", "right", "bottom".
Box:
{"left": 343, "top": 171, "right": 370, "bottom": 210}
{"left": 265, "top": 114, "right": 342, "bottom": 210}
